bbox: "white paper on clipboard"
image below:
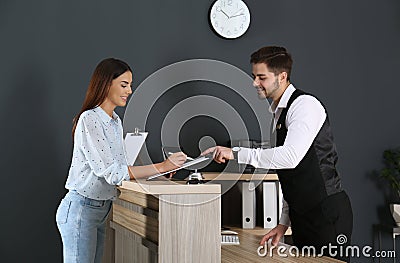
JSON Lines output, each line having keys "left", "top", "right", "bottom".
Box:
{"left": 146, "top": 155, "right": 210, "bottom": 181}
{"left": 124, "top": 132, "right": 148, "bottom": 165}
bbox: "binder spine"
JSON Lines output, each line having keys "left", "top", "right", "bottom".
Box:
{"left": 242, "top": 182, "right": 256, "bottom": 229}
{"left": 278, "top": 182, "right": 283, "bottom": 222}
{"left": 263, "top": 182, "right": 278, "bottom": 229}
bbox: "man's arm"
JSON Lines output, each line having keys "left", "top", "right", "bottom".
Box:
{"left": 238, "top": 95, "right": 327, "bottom": 169}
{"left": 202, "top": 95, "right": 326, "bottom": 168}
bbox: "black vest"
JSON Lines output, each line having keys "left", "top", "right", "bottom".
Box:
{"left": 274, "top": 89, "right": 342, "bottom": 214}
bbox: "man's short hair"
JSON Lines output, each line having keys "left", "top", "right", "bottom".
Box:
{"left": 250, "top": 46, "right": 293, "bottom": 81}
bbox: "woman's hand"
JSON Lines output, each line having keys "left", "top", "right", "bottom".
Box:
{"left": 162, "top": 152, "right": 187, "bottom": 173}
{"left": 128, "top": 152, "right": 186, "bottom": 180}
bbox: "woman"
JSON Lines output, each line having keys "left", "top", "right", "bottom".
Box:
{"left": 56, "top": 58, "right": 186, "bottom": 263}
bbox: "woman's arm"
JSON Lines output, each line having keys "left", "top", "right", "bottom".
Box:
{"left": 128, "top": 152, "right": 187, "bottom": 179}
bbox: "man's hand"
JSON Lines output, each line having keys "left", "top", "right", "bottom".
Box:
{"left": 260, "top": 224, "right": 288, "bottom": 246}
{"left": 201, "top": 146, "right": 233, "bottom": 164}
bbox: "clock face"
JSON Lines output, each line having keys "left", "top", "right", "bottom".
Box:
{"left": 209, "top": 0, "right": 251, "bottom": 39}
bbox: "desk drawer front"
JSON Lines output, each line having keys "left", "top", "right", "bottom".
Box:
{"left": 113, "top": 198, "right": 159, "bottom": 244}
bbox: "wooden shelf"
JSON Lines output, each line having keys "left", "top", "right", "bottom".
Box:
{"left": 222, "top": 227, "right": 344, "bottom": 263}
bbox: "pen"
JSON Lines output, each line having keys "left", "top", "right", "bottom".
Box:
{"left": 168, "top": 152, "right": 194, "bottom": 160}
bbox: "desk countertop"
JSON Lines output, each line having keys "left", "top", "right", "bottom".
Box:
{"left": 202, "top": 172, "right": 278, "bottom": 181}
{"left": 120, "top": 179, "right": 221, "bottom": 195}
{"left": 119, "top": 172, "right": 278, "bottom": 194}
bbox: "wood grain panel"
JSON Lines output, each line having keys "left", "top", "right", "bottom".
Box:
{"left": 118, "top": 188, "right": 159, "bottom": 211}
{"left": 113, "top": 202, "right": 159, "bottom": 244}
{"left": 114, "top": 198, "right": 159, "bottom": 220}
{"left": 120, "top": 180, "right": 221, "bottom": 194}
{"left": 158, "top": 193, "right": 221, "bottom": 263}
{"left": 112, "top": 221, "right": 158, "bottom": 263}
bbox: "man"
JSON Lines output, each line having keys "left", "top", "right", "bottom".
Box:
{"left": 202, "top": 46, "right": 353, "bottom": 262}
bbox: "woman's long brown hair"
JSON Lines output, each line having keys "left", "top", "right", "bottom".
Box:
{"left": 72, "top": 58, "right": 132, "bottom": 137}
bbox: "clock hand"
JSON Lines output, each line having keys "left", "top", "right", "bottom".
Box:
{"left": 220, "top": 9, "right": 230, "bottom": 19}
{"left": 230, "top": 8, "right": 244, "bottom": 18}
{"left": 230, "top": 13, "right": 244, "bottom": 18}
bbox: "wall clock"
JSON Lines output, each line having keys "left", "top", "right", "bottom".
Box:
{"left": 209, "top": 0, "right": 251, "bottom": 39}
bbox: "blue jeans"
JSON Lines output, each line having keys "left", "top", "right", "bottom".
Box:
{"left": 56, "top": 190, "right": 112, "bottom": 263}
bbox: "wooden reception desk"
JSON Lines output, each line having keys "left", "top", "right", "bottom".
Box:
{"left": 110, "top": 179, "right": 221, "bottom": 263}
{"left": 104, "top": 178, "right": 343, "bottom": 263}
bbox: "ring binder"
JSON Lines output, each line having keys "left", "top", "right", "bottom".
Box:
{"left": 263, "top": 182, "right": 278, "bottom": 229}
{"left": 242, "top": 182, "right": 256, "bottom": 229}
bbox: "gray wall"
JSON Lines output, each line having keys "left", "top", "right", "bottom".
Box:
{"left": 1, "top": 0, "right": 399, "bottom": 262}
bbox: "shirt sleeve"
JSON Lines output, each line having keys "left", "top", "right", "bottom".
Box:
{"left": 237, "top": 95, "right": 327, "bottom": 169}
{"left": 279, "top": 198, "right": 291, "bottom": 226}
{"left": 75, "top": 113, "right": 129, "bottom": 185}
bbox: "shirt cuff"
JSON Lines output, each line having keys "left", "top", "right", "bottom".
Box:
{"left": 237, "top": 147, "right": 251, "bottom": 165}
{"left": 279, "top": 213, "right": 291, "bottom": 227}
{"left": 116, "top": 165, "right": 130, "bottom": 186}
{"left": 124, "top": 166, "right": 130, "bottom": 181}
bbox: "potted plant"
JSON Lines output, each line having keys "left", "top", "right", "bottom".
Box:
{"left": 380, "top": 147, "right": 400, "bottom": 225}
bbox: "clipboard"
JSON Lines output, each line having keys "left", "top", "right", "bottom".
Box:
{"left": 147, "top": 155, "right": 211, "bottom": 181}
{"left": 124, "top": 128, "right": 148, "bottom": 166}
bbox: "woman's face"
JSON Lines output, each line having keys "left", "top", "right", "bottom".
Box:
{"left": 106, "top": 71, "right": 133, "bottom": 108}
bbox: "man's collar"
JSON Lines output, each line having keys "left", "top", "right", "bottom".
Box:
{"left": 269, "top": 84, "right": 296, "bottom": 114}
